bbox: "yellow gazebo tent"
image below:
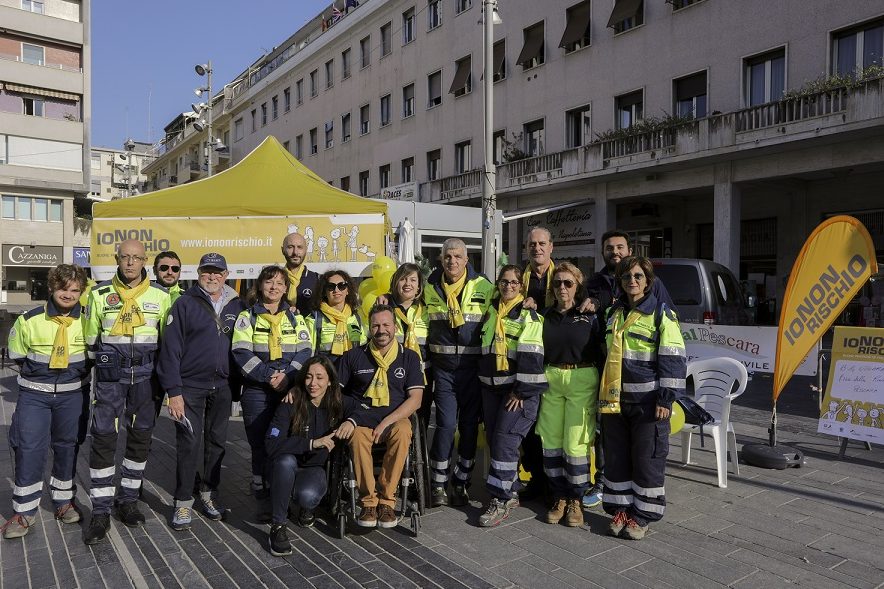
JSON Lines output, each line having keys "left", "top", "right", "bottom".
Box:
{"left": 90, "top": 136, "right": 388, "bottom": 279}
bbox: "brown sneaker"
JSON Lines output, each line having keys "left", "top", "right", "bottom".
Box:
{"left": 377, "top": 504, "right": 398, "bottom": 529}
{"left": 608, "top": 511, "right": 629, "bottom": 536}
{"left": 621, "top": 516, "right": 649, "bottom": 540}
{"left": 357, "top": 505, "right": 378, "bottom": 528}
{"left": 55, "top": 502, "right": 81, "bottom": 524}
{"left": 564, "top": 498, "right": 584, "bottom": 527}
{"left": 545, "top": 498, "right": 567, "bottom": 524}
{"left": 2, "top": 514, "right": 36, "bottom": 539}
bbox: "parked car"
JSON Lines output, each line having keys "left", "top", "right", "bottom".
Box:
{"left": 651, "top": 258, "right": 753, "bottom": 325}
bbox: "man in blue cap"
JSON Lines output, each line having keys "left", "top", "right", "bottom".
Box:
{"left": 157, "top": 253, "right": 246, "bottom": 531}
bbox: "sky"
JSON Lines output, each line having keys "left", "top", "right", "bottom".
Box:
{"left": 91, "top": 0, "right": 331, "bottom": 149}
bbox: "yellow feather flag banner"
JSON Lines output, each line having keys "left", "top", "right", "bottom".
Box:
{"left": 774, "top": 216, "right": 878, "bottom": 401}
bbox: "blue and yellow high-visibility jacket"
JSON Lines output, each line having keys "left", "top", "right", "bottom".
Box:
{"left": 386, "top": 294, "right": 430, "bottom": 370}
{"left": 479, "top": 301, "right": 547, "bottom": 398}
{"left": 231, "top": 301, "right": 313, "bottom": 388}
{"left": 7, "top": 299, "right": 89, "bottom": 393}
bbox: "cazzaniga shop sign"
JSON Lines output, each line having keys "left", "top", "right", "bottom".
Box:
{"left": 3, "top": 245, "right": 62, "bottom": 267}
{"left": 681, "top": 323, "right": 818, "bottom": 375}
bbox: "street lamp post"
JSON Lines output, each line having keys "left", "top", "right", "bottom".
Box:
{"left": 195, "top": 61, "right": 213, "bottom": 177}
{"left": 480, "top": 0, "right": 498, "bottom": 278}
{"left": 123, "top": 138, "right": 135, "bottom": 198}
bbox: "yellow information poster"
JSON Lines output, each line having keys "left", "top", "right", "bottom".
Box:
{"left": 91, "top": 214, "right": 386, "bottom": 280}
{"left": 818, "top": 326, "right": 884, "bottom": 444}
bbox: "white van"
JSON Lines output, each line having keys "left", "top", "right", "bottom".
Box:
{"left": 651, "top": 258, "right": 753, "bottom": 325}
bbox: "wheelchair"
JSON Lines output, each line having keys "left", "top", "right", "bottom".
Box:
{"left": 326, "top": 413, "right": 430, "bottom": 537}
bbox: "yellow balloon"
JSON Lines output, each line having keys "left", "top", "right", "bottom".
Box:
{"left": 372, "top": 256, "right": 397, "bottom": 281}
{"left": 669, "top": 402, "right": 685, "bottom": 435}
{"left": 358, "top": 278, "right": 377, "bottom": 299}
{"left": 361, "top": 292, "right": 379, "bottom": 317}
{"left": 376, "top": 269, "right": 396, "bottom": 293}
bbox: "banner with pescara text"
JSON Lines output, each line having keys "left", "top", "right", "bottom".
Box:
{"left": 681, "top": 323, "right": 818, "bottom": 375}
{"left": 90, "top": 214, "right": 386, "bottom": 281}
{"left": 773, "top": 216, "right": 878, "bottom": 401}
{"left": 818, "top": 326, "right": 884, "bottom": 444}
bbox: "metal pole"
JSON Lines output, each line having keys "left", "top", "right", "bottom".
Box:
{"left": 480, "top": 0, "right": 497, "bottom": 278}
{"left": 207, "top": 60, "right": 213, "bottom": 177}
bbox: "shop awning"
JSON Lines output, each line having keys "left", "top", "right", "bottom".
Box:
{"left": 3, "top": 83, "right": 80, "bottom": 102}
{"left": 516, "top": 25, "right": 544, "bottom": 66}
{"left": 607, "top": 0, "right": 642, "bottom": 28}
{"left": 559, "top": 2, "right": 591, "bottom": 47}
{"left": 449, "top": 57, "right": 472, "bottom": 94}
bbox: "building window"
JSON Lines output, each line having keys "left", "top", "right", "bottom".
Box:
{"left": 310, "top": 70, "right": 318, "bottom": 97}
{"left": 616, "top": 89, "right": 643, "bottom": 128}
{"left": 295, "top": 135, "right": 303, "bottom": 159}
{"left": 49, "top": 199, "right": 62, "bottom": 221}
{"left": 401, "top": 157, "right": 414, "bottom": 182}
{"left": 517, "top": 22, "right": 545, "bottom": 70}
{"left": 22, "top": 0, "right": 45, "bottom": 14}
{"left": 359, "top": 170, "right": 370, "bottom": 196}
{"left": 271, "top": 96, "right": 279, "bottom": 120}
{"left": 492, "top": 129, "right": 505, "bottom": 164}
{"left": 744, "top": 48, "right": 785, "bottom": 106}
{"left": 523, "top": 119, "right": 545, "bottom": 156}
{"left": 309, "top": 128, "right": 318, "bottom": 155}
{"left": 234, "top": 118, "right": 244, "bottom": 141}
{"left": 607, "top": 0, "right": 644, "bottom": 34}
{"left": 2, "top": 196, "right": 15, "bottom": 218}
{"left": 21, "top": 43, "right": 44, "bottom": 66}
{"left": 360, "top": 104, "right": 371, "bottom": 135}
{"left": 671, "top": 0, "right": 701, "bottom": 10}
{"left": 674, "top": 71, "right": 707, "bottom": 118}
{"left": 283, "top": 87, "right": 291, "bottom": 112}
{"left": 251, "top": 109, "right": 257, "bottom": 132}
{"left": 492, "top": 40, "right": 506, "bottom": 82}
{"left": 342, "top": 48, "right": 352, "bottom": 79}
{"left": 325, "top": 121, "right": 334, "bottom": 149}
{"left": 341, "top": 176, "right": 351, "bottom": 192}
{"left": 261, "top": 103, "right": 267, "bottom": 126}
{"left": 283, "top": 140, "right": 290, "bottom": 152}
{"left": 832, "top": 18, "right": 884, "bottom": 76}
{"left": 450, "top": 55, "right": 472, "bottom": 97}
{"left": 325, "top": 60, "right": 334, "bottom": 88}
{"left": 380, "top": 94, "right": 392, "bottom": 127}
{"left": 454, "top": 141, "right": 471, "bottom": 174}
{"left": 455, "top": 0, "right": 471, "bottom": 15}
{"left": 560, "top": 1, "right": 591, "bottom": 53}
{"left": 403, "top": 8, "right": 416, "bottom": 44}
{"left": 360, "top": 36, "right": 371, "bottom": 68}
{"left": 342, "top": 112, "right": 351, "bottom": 142}
{"left": 428, "top": 0, "right": 442, "bottom": 30}
{"left": 296, "top": 79, "right": 304, "bottom": 105}
{"left": 565, "top": 105, "right": 591, "bottom": 148}
{"left": 427, "top": 149, "right": 441, "bottom": 180}
{"left": 22, "top": 96, "right": 44, "bottom": 117}
{"left": 0, "top": 196, "right": 62, "bottom": 221}
{"left": 428, "top": 70, "right": 442, "bottom": 108}
{"left": 402, "top": 84, "right": 415, "bottom": 118}
{"left": 381, "top": 22, "right": 393, "bottom": 57}
{"left": 379, "top": 164, "right": 391, "bottom": 189}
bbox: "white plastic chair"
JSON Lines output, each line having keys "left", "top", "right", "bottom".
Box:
{"left": 680, "top": 357, "right": 748, "bottom": 488}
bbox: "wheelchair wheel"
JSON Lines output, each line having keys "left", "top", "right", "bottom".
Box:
{"left": 409, "top": 414, "right": 428, "bottom": 515}
{"left": 410, "top": 512, "right": 421, "bottom": 537}
{"left": 337, "top": 513, "right": 347, "bottom": 539}
{"left": 327, "top": 448, "right": 345, "bottom": 517}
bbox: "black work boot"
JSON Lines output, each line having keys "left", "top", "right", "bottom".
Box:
{"left": 117, "top": 502, "right": 146, "bottom": 527}
{"left": 84, "top": 514, "right": 111, "bottom": 545}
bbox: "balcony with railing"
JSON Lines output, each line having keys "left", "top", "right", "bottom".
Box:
{"left": 424, "top": 75, "right": 883, "bottom": 201}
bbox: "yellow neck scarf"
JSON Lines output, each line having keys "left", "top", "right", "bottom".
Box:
{"left": 441, "top": 272, "right": 467, "bottom": 328}
{"left": 394, "top": 304, "right": 423, "bottom": 362}
{"left": 259, "top": 311, "right": 285, "bottom": 360}
{"left": 286, "top": 265, "right": 306, "bottom": 306}
{"left": 494, "top": 295, "right": 523, "bottom": 371}
{"left": 599, "top": 307, "right": 642, "bottom": 414}
{"left": 49, "top": 313, "right": 74, "bottom": 369}
{"left": 110, "top": 274, "right": 149, "bottom": 336}
{"left": 522, "top": 261, "right": 555, "bottom": 309}
{"left": 367, "top": 341, "right": 398, "bottom": 407}
{"left": 320, "top": 302, "right": 353, "bottom": 356}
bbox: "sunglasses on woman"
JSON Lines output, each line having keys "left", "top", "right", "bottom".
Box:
{"left": 157, "top": 265, "right": 180, "bottom": 272}
{"left": 620, "top": 273, "right": 646, "bottom": 282}
{"left": 325, "top": 281, "right": 349, "bottom": 292}
{"left": 552, "top": 279, "right": 575, "bottom": 288}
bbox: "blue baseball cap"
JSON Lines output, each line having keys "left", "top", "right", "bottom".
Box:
{"left": 198, "top": 252, "right": 227, "bottom": 271}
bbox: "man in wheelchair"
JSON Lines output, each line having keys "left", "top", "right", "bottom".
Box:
{"left": 334, "top": 305, "right": 424, "bottom": 528}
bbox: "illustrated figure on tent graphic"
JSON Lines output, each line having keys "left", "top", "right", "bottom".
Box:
{"left": 869, "top": 408, "right": 881, "bottom": 428}
{"left": 348, "top": 226, "right": 359, "bottom": 261}
{"left": 330, "top": 227, "right": 343, "bottom": 261}
{"left": 317, "top": 236, "right": 329, "bottom": 262}
{"left": 855, "top": 407, "right": 867, "bottom": 426}
{"left": 305, "top": 226, "right": 315, "bottom": 262}
{"left": 841, "top": 404, "right": 853, "bottom": 423}
{"left": 287, "top": 223, "right": 299, "bottom": 236}
{"left": 358, "top": 244, "right": 376, "bottom": 261}
{"left": 822, "top": 401, "right": 839, "bottom": 421}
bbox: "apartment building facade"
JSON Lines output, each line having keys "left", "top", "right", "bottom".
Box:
{"left": 89, "top": 143, "right": 153, "bottom": 201}
{"left": 0, "top": 0, "right": 90, "bottom": 307}
{"left": 146, "top": 0, "right": 884, "bottom": 324}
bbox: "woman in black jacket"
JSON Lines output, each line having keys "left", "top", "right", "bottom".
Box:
{"left": 265, "top": 356, "right": 360, "bottom": 556}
